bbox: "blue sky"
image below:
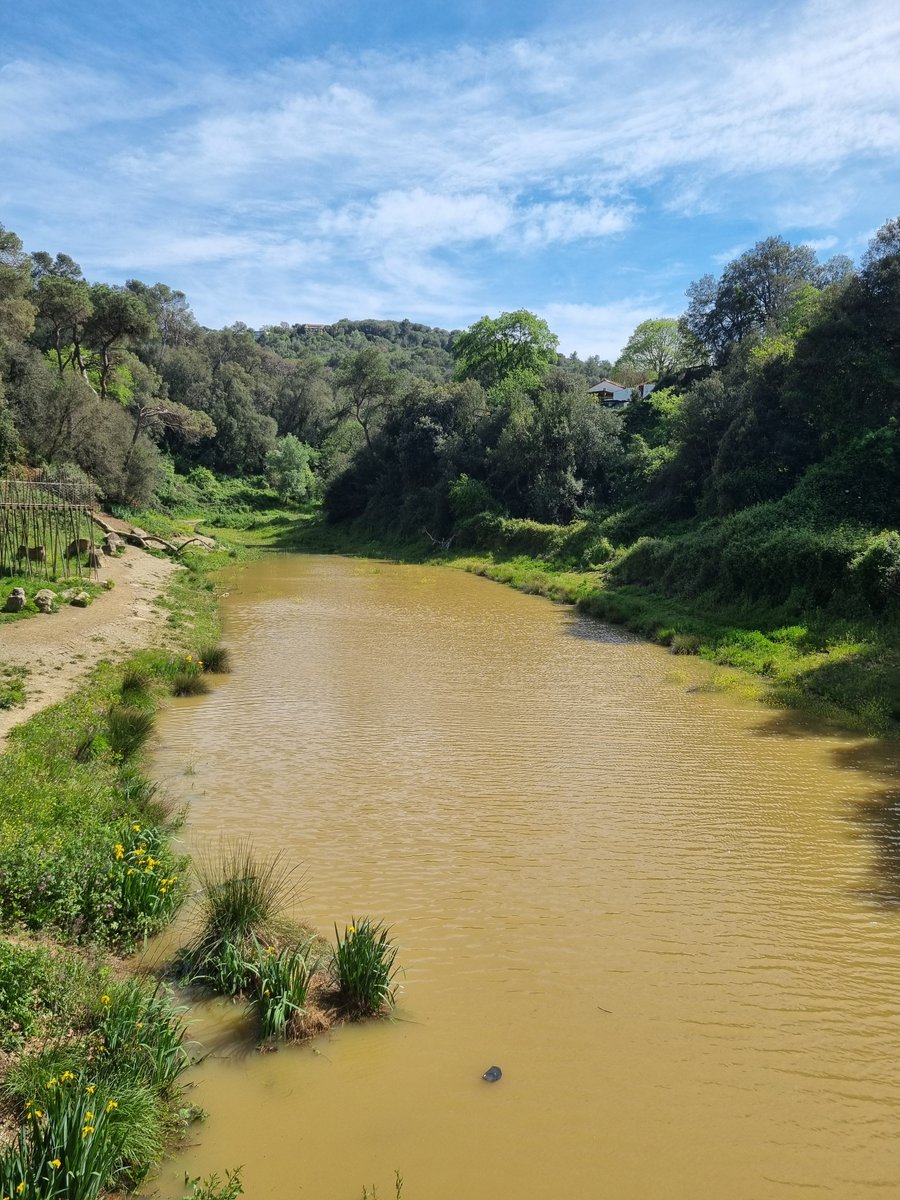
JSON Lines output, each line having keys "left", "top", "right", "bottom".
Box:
{"left": 2, "top": 0, "right": 899, "bottom": 359}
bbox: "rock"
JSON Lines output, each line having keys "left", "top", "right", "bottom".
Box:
{"left": 34, "top": 588, "right": 56, "bottom": 614}
{"left": 482, "top": 1066, "right": 502, "bottom": 1083}
{"left": 3, "top": 587, "right": 26, "bottom": 613}
{"left": 70, "top": 591, "right": 91, "bottom": 608}
{"left": 59, "top": 588, "right": 77, "bottom": 601}
{"left": 102, "top": 532, "right": 122, "bottom": 555}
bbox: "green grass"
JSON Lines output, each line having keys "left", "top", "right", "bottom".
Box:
{"left": 332, "top": 917, "right": 400, "bottom": 1016}
{"left": 0, "top": 575, "right": 103, "bottom": 623}
{"left": 0, "top": 663, "right": 27, "bottom": 709}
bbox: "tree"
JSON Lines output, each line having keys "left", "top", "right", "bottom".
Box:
{"left": 34, "top": 275, "right": 93, "bottom": 374}
{"left": 683, "top": 237, "right": 821, "bottom": 361}
{"left": 83, "top": 285, "right": 156, "bottom": 399}
{"left": 266, "top": 434, "right": 317, "bottom": 501}
{"left": 0, "top": 225, "right": 36, "bottom": 346}
{"left": 614, "top": 318, "right": 698, "bottom": 380}
{"left": 451, "top": 310, "right": 558, "bottom": 390}
{"left": 335, "top": 347, "right": 397, "bottom": 450}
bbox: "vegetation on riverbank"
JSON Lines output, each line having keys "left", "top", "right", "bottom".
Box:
{"left": 0, "top": 549, "right": 231, "bottom": 1196}
{"left": 175, "top": 846, "right": 400, "bottom": 1045}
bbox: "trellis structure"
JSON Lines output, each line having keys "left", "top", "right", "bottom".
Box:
{"left": 0, "top": 476, "right": 99, "bottom": 581}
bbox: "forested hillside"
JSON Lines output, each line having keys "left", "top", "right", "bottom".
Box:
{"left": 2, "top": 216, "right": 899, "bottom": 726}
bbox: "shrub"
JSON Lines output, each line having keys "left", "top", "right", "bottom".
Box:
{"left": 850, "top": 530, "right": 900, "bottom": 609}
{"left": 670, "top": 633, "right": 701, "bottom": 655}
{"left": 182, "top": 1168, "right": 244, "bottom": 1200}
{"left": 332, "top": 917, "right": 399, "bottom": 1015}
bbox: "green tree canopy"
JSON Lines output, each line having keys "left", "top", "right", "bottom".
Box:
{"left": 452, "top": 310, "right": 558, "bottom": 390}
{"left": 614, "top": 318, "right": 698, "bottom": 380}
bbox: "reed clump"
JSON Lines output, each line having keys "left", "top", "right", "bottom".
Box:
{"left": 179, "top": 847, "right": 302, "bottom": 995}
{"left": 332, "top": 917, "right": 400, "bottom": 1016}
{"left": 196, "top": 644, "right": 231, "bottom": 674}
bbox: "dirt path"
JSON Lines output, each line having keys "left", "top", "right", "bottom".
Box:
{"left": 0, "top": 546, "right": 178, "bottom": 746}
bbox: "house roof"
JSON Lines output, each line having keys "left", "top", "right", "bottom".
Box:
{"left": 588, "top": 378, "right": 628, "bottom": 393}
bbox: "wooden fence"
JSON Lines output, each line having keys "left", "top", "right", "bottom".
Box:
{"left": 0, "top": 477, "right": 99, "bottom": 580}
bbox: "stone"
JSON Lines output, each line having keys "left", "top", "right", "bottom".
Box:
{"left": 3, "top": 587, "right": 26, "bottom": 613}
{"left": 34, "top": 588, "right": 56, "bottom": 614}
{"left": 70, "top": 591, "right": 91, "bottom": 608}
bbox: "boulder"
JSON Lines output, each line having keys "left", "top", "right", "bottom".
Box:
{"left": 3, "top": 587, "right": 26, "bottom": 613}
{"left": 34, "top": 588, "right": 56, "bottom": 614}
{"left": 70, "top": 591, "right": 91, "bottom": 608}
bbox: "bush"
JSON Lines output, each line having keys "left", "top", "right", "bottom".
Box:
{"left": 850, "top": 531, "right": 900, "bottom": 609}
{"left": 332, "top": 917, "right": 399, "bottom": 1015}
{"left": 670, "top": 633, "right": 701, "bottom": 655}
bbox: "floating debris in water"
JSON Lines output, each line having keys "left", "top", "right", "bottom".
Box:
{"left": 482, "top": 1065, "right": 502, "bottom": 1082}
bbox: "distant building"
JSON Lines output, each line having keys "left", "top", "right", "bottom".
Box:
{"left": 587, "top": 378, "right": 633, "bottom": 408}
{"left": 587, "top": 378, "right": 657, "bottom": 408}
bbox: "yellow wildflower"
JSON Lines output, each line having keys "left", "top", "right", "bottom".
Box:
{"left": 266, "top": 945, "right": 276, "bottom": 956}
{"left": 82, "top": 1126, "right": 95, "bottom": 1138}
{"left": 186, "top": 654, "right": 193, "bottom": 663}
{"left": 347, "top": 926, "right": 356, "bottom": 937}
{"left": 136, "top": 1022, "right": 143, "bottom": 1031}
{"left": 32, "top": 1108, "right": 44, "bottom": 1118}
{"left": 50, "top": 1159, "right": 61, "bottom": 1170}
{"left": 134, "top": 846, "right": 146, "bottom": 858}
{"left": 100, "top": 995, "right": 110, "bottom": 1006}
{"left": 114, "top": 844, "right": 125, "bottom": 860}
{"left": 85, "top": 1112, "right": 94, "bottom": 1121}
{"left": 263, "top": 988, "right": 271, "bottom": 998}
{"left": 17, "top": 1184, "right": 26, "bottom": 1195}
{"left": 198, "top": 660, "right": 204, "bottom": 668}
{"left": 46, "top": 1076, "right": 58, "bottom": 1087}
{"left": 60, "top": 1071, "right": 74, "bottom": 1083}
{"left": 127, "top": 868, "right": 135, "bottom": 876}
{"left": 132, "top": 823, "right": 141, "bottom": 832}
{"left": 106, "top": 1100, "right": 118, "bottom": 1114}
{"left": 85, "top": 1085, "right": 96, "bottom": 1095}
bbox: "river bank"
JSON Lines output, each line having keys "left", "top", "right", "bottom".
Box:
{"left": 0, "top": 542, "right": 236, "bottom": 1199}
{"left": 181, "top": 492, "right": 899, "bottom": 740}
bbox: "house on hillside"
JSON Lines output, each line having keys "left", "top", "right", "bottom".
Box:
{"left": 587, "top": 378, "right": 657, "bottom": 408}
{"left": 588, "top": 378, "right": 632, "bottom": 408}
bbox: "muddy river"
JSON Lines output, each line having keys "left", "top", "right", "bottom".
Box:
{"left": 148, "top": 554, "right": 900, "bottom": 1199}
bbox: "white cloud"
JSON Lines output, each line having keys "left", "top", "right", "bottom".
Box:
{"left": 2, "top": 0, "right": 898, "bottom": 331}
{"left": 543, "top": 301, "right": 664, "bottom": 361}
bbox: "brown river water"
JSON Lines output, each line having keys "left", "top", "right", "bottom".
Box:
{"left": 146, "top": 554, "right": 900, "bottom": 1200}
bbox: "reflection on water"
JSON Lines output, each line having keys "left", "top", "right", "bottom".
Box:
{"left": 148, "top": 556, "right": 900, "bottom": 1200}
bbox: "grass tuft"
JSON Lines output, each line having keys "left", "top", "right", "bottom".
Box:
{"left": 106, "top": 704, "right": 155, "bottom": 758}
{"left": 197, "top": 645, "right": 231, "bottom": 674}
{"left": 171, "top": 672, "right": 211, "bottom": 697}
{"left": 180, "top": 847, "right": 303, "bottom": 993}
